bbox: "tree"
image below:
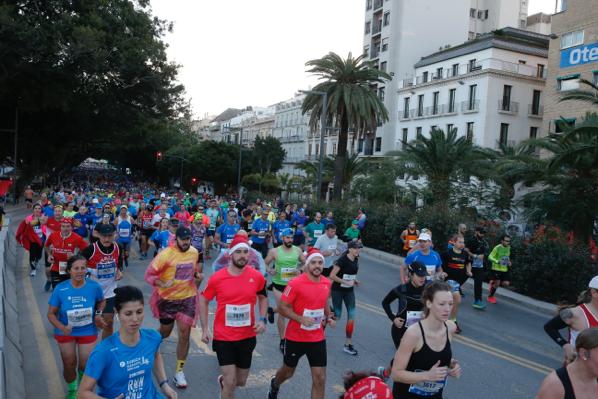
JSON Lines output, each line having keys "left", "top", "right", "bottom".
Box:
{"left": 351, "top": 158, "right": 403, "bottom": 204}
{"left": 302, "top": 52, "right": 390, "bottom": 200}
{"left": 250, "top": 136, "right": 286, "bottom": 175}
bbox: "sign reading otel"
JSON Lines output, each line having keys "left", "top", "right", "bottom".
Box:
{"left": 561, "top": 43, "right": 598, "bottom": 68}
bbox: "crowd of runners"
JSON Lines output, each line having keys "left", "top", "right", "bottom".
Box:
{"left": 13, "top": 182, "right": 598, "bottom": 398}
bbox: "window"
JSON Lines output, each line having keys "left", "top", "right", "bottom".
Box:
{"left": 432, "top": 91, "right": 439, "bottom": 114}
{"left": 358, "top": 139, "right": 364, "bottom": 152}
{"left": 447, "top": 123, "right": 454, "bottom": 132}
{"left": 555, "top": 118, "right": 575, "bottom": 133}
{"left": 435, "top": 67, "right": 443, "bottom": 79}
{"left": 468, "top": 31, "right": 476, "bottom": 40}
{"left": 593, "top": 71, "right": 598, "bottom": 86}
{"left": 378, "top": 87, "right": 385, "bottom": 101}
{"left": 560, "top": 30, "right": 584, "bottom": 49}
{"left": 375, "top": 137, "right": 382, "bottom": 152}
{"left": 518, "top": 60, "right": 527, "bottom": 65}
{"left": 308, "top": 144, "right": 312, "bottom": 156}
{"left": 417, "top": 95, "right": 424, "bottom": 116}
{"left": 315, "top": 143, "right": 319, "bottom": 155}
{"left": 531, "top": 90, "right": 541, "bottom": 115}
{"left": 477, "top": 10, "right": 483, "bottom": 19}
{"left": 402, "top": 128, "right": 408, "bottom": 149}
{"left": 365, "top": 21, "right": 371, "bottom": 34}
{"left": 448, "top": 88, "right": 456, "bottom": 113}
{"left": 466, "top": 122, "right": 474, "bottom": 141}
{"left": 451, "top": 63, "right": 459, "bottom": 77}
{"left": 529, "top": 126, "right": 538, "bottom": 139}
{"left": 422, "top": 71, "right": 429, "bottom": 83}
{"left": 380, "top": 61, "right": 387, "bottom": 72}
{"left": 364, "top": 45, "right": 370, "bottom": 57}
{"left": 537, "top": 64, "right": 545, "bottom": 78}
{"left": 470, "top": 8, "right": 476, "bottom": 17}
{"left": 499, "top": 123, "right": 509, "bottom": 146}
{"left": 502, "top": 85, "right": 512, "bottom": 110}
{"left": 485, "top": 10, "right": 489, "bottom": 19}
{"left": 366, "top": 0, "right": 372, "bottom": 10}
{"left": 519, "top": 19, "right": 526, "bottom": 29}
{"left": 557, "top": 75, "right": 580, "bottom": 91}
{"left": 430, "top": 125, "right": 438, "bottom": 131}
{"left": 416, "top": 126, "right": 422, "bottom": 138}
{"left": 468, "top": 59, "right": 479, "bottom": 72}
{"left": 468, "top": 84, "right": 477, "bottom": 109}
{"left": 382, "top": 38, "right": 389, "bottom": 52}
{"left": 403, "top": 97, "right": 410, "bottom": 119}
{"left": 383, "top": 11, "right": 390, "bottom": 26}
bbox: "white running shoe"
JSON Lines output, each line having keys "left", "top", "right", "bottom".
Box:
{"left": 173, "top": 371, "right": 187, "bottom": 389}
{"left": 30, "top": 269, "right": 36, "bottom": 277}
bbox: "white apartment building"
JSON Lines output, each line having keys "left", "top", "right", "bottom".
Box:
{"left": 272, "top": 94, "right": 310, "bottom": 175}
{"left": 396, "top": 28, "right": 548, "bottom": 151}
{"left": 361, "top": 0, "right": 528, "bottom": 155}
{"left": 220, "top": 106, "right": 275, "bottom": 145}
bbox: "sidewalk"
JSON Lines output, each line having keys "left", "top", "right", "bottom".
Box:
{"left": 361, "top": 246, "right": 556, "bottom": 316}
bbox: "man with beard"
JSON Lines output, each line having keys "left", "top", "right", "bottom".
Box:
{"left": 264, "top": 228, "right": 305, "bottom": 352}
{"left": 144, "top": 226, "right": 202, "bottom": 389}
{"left": 268, "top": 248, "right": 335, "bottom": 399}
{"left": 199, "top": 234, "right": 268, "bottom": 399}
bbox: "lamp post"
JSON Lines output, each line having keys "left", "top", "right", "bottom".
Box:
{"left": 300, "top": 90, "right": 327, "bottom": 201}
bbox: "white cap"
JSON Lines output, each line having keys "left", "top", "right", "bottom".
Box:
{"left": 160, "top": 193, "right": 166, "bottom": 198}
{"left": 589, "top": 276, "right": 598, "bottom": 289}
{"left": 92, "top": 198, "right": 99, "bottom": 204}
{"left": 418, "top": 232, "right": 432, "bottom": 241}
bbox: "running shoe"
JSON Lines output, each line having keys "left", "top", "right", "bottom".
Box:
{"left": 173, "top": 371, "right": 188, "bottom": 389}
{"left": 267, "top": 307, "right": 275, "bottom": 324}
{"left": 267, "top": 377, "right": 279, "bottom": 399}
{"left": 29, "top": 269, "right": 36, "bottom": 277}
{"left": 44, "top": 280, "right": 51, "bottom": 292}
{"left": 472, "top": 300, "right": 487, "bottom": 310}
{"left": 487, "top": 296, "right": 497, "bottom": 304}
{"left": 343, "top": 344, "right": 358, "bottom": 356}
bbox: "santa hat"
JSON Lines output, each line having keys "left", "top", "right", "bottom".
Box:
{"left": 305, "top": 248, "right": 324, "bottom": 264}
{"left": 229, "top": 234, "right": 250, "bottom": 254}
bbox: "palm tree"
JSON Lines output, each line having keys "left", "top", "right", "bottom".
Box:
{"left": 560, "top": 79, "right": 598, "bottom": 106}
{"left": 301, "top": 52, "right": 391, "bottom": 200}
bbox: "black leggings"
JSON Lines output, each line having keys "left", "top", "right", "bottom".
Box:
{"left": 391, "top": 324, "right": 405, "bottom": 349}
{"left": 29, "top": 242, "right": 43, "bottom": 270}
{"left": 472, "top": 267, "right": 485, "bottom": 301}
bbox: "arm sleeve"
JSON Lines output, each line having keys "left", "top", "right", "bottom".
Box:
{"left": 144, "top": 253, "right": 166, "bottom": 286}
{"left": 544, "top": 314, "right": 569, "bottom": 347}
{"left": 488, "top": 246, "right": 499, "bottom": 264}
{"left": 48, "top": 289, "right": 61, "bottom": 307}
{"left": 280, "top": 280, "right": 296, "bottom": 304}
{"left": 84, "top": 347, "right": 107, "bottom": 380}
{"left": 381, "top": 288, "right": 399, "bottom": 321}
{"left": 201, "top": 277, "right": 217, "bottom": 301}
{"left": 404, "top": 253, "right": 415, "bottom": 266}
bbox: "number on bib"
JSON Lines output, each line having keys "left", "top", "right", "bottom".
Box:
{"left": 301, "top": 308, "right": 324, "bottom": 331}
{"left": 340, "top": 274, "right": 356, "bottom": 288}
{"left": 66, "top": 307, "right": 93, "bottom": 328}
{"left": 225, "top": 304, "right": 251, "bottom": 327}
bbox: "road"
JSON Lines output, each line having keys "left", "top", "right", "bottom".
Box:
{"left": 7, "top": 208, "right": 562, "bottom": 398}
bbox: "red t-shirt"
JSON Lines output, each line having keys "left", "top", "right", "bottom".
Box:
{"left": 201, "top": 266, "right": 266, "bottom": 342}
{"left": 281, "top": 273, "right": 331, "bottom": 342}
{"left": 344, "top": 376, "right": 392, "bottom": 399}
{"left": 44, "top": 231, "right": 88, "bottom": 273}
{"left": 139, "top": 211, "right": 154, "bottom": 230}
{"left": 45, "top": 216, "right": 63, "bottom": 236}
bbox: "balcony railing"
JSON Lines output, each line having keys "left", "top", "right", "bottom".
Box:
{"left": 498, "top": 100, "right": 519, "bottom": 114}
{"left": 461, "top": 100, "right": 480, "bottom": 113}
{"left": 528, "top": 104, "right": 544, "bottom": 118}
{"left": 400, "top": 111, "right": 410, "bottom": 121}
{"left": 372, "top": 21, "right": 382, "bottom": 35}
{"left": 374, "top": 0, "right": 383, "bottom": 10}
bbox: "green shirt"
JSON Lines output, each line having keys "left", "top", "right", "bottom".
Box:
{"left": 488, "top": 244, "right": 511, "bottom": 272}
{"left": 304, "top": 222, "right": 325, "bottom": 243}
{"left": 272, "top": 245, "right": 301, "bottom": 286}
{"left": 344, "top": 227, "right": 360, "bottom": 241}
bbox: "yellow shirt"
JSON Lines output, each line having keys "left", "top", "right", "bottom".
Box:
{"left": 147, "top": 245, "right": 199, "bottom": 300}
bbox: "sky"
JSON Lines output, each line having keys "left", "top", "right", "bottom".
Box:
{"left": 150, "top": 0, "right": 557, "bottom": 119}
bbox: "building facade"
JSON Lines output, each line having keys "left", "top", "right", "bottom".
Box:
{"left": 361, "top": 0, "right": 528, "bottom": 155}
{"left": 397, "top": 28, "right": 548, "bottom": 150}
{"left": 542, "top": 0, "right": 598, "bottom": 136}
{"left": 526, "top": 12, "right": 552, "bottom": 35}
{"left": 272, "top": 94, "right": 310, "bottom": 175}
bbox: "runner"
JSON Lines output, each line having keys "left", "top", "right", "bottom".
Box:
{"left": 47, "top": 255, "right": 105, "bottom": 399}
{"left": 215, "top": 210, "right": 241, "bottom": 253}
{"left": 487, "top": 234, "right": 512, "bottom": 304}
{"left": 465, "top": 226, "right": 489, "bottom": 310}
{"left": 212, "top": 230, "right": 267, "bottom": 275}
{"left": 313, "top": 223, "right": 340, "bottom": 277}
{"left": 441, "top": 234, "right": 471, "bottom": 333}
{"left": 330, "top": 241, "right": 362, "bottom": 355}
{"left": 73, "top": 205, "right": 90, "bottom": 239}
{"left": 63, "top": 202, "right": 77, "bottom": 218}
{"left": 343, "top": 220, "right": 361, "bottom": 243}
{"left": 250, "top": 208, "right": 271, "bottom": 259}
{"left": 400, "top": 222, "right": 420, "bottom": 257}
{"left": 24, "top": 185, "right": 34, "bottom": 209}
{"left": 78, "top": 285, "right": 177, "bottom": 399}
{"left": 272, "top": 211, "right": 291, "bottom": 248}
{"left": 115, "top": 205, "right": 133, "bottom": 268}
{"left": 391, "top": 281, "right": 461, "bottom": 399}
{"left": 304, "top": 211, "right": 325, "bottom": 247}
{"left": 264, "top": 228, "right": 305, "bottom": 352}
{"left": 267, "top": 248, "right": 334, "bottom": 399}
{"left": 137, "top": 204, "right": 155, "bottom": 259}
{"left": 16, "top": 203, "right": 47, "bottom": 277}
{"left": 45, "top": 217, "right": 88, "bottom": 289}
{"left": 189, "top": 212, "right": 207, "bottom": 284}
{"left": 206, "top": 199, "right": 222, "bottom": 257}
{"left": 199, "top": 234, "right": 268, "bottom": 399}
{"left": 340, "top": 370, "right": 392, "bottom": 399}
{"left": 145, "top": 226, "right": 202, "bottom": 389}
{"left": 544, "top": 276, "right": 598, "bottom": 364}
{"left": 322, "top": 211, "right": 335, "bottom": 227}
{"left": 81, "top": 223, "right": 122, "bottom": 339}
{"left": 239, "top": 208, "right": 254, "bottom": 232}
{"left": 150, "top": 218, "right": 178, "bottom": 256}
{"left": 401, "top": 232, "right": 443, "bottom": 284}
{"left": 536, "top": 327, "right": 598, "bottom": 399}
{"left": 291, "top": 208, "right": 308, "bottom": 250}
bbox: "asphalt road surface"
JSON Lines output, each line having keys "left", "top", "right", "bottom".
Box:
{"left": 8, "top": 208, "right": 561, "bottom": 399}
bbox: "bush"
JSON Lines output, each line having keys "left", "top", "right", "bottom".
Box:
{"left": 510, "top": 239, "right": 595, "bottom": 304}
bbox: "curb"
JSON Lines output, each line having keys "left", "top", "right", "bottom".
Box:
{"left": 361, "top": 246, "right": 556, "bottom": 316}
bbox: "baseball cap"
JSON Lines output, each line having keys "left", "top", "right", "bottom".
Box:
{"left": 347, "top": 241, "right": 363, "bottom": 249}
{"left": 280, "top": 228, "right": 294, "bottom": 237}
{"left": 589, "top": 276, "right": 598, "bottom": 289}
{"left": 96, "top": 223, "right": 116, "bottom": 235}
{"left": 175, "top": 226, "right": 191, "bottom": 239}
{"left": 408, "top": 261, "right": 428, "bottom": 277}
{"left": 418, "top": 232, "right": 432, "bottom": 241}
{"left": 60, "top": 217, "right": 74, "bottom": 226}
{"left": 351, "top": 219, "right": 359, "bottom": 225}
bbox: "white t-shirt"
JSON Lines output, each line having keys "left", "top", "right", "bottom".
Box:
{"left": 151, "top": 213, "right": 170, "bottom": 226}
{"left": 313, "top": 234, "right": 339, "bottom": 268}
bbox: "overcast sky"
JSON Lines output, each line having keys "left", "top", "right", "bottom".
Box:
{"left": 150, "top": 0, "right": 557, "bottom": 118}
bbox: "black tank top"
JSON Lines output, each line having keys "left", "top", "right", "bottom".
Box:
{"left": 555, "top": 367, "right": 576, "bottom": 399}
{"left": 393, "top": 322, "right": 452, "bottom": 399}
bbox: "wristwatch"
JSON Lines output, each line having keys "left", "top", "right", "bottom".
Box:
{"left": 95, "top": 310, "right": 103, "bottom": 316}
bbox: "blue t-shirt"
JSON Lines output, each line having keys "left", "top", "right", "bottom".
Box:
{"left": 150, "top": 230, "right": 172, "bottom": 249}
{"left": 90, "top": 214, "right": 103, "bottom": 232}
{"left": 404, "top": 249, "right": 443, "bottom": 278}
{"left": 74, "top": 213, "right": 90, "bottom": 237}
{"left": 252, "top": 218, "right": 271, "bottom": 244}
{"left": 291, "top": 214, "right": 308, "bottom": 235}
{"left": 216, "top": 223, "right": 240, "bottom": 247}
{"left": 85, "top": 329, "right": 164, "bottom": 399}
{"left": 116, "top": 218, "right": 133, "bottom": 244}
{"left": 322, "top": 217, "right": 335, "bottom": 226}
{"left": 272, "top": 220, "right": 291, "bottom": 244}
{"left": 48, "top": 279, "right": 104, "bottom": 337}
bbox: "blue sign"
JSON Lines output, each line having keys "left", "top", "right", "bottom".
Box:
{"left": 560, "top": 43, "right": 598, "bottom": 68}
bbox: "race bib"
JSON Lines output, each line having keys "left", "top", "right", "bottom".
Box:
{"left": 314, "top": 230, "right": 323, "bottom": 238}
{"left": 301, "top": 308, "right": 324, "bottom": 331}
{"left": 174, "top": 263, "right": 194, "bottom": 281}
{"left": 225, "top": 304, "right": 251, "bottom": 327}
{"left": 59, "top": 261, "right": 68, "bottom": 275}
{"left": 280, "top": 267, "right": 296, "bottom": 282}
{"left": 226, "top": 238, "right": 233, "bottom": 244}
{"left": 142, "top": 220, "right": 151, "bottom": 229}
{"left": 406, "top": 311, "right": 423, "bottom": 328}
{"left": 341, "top": 274, "right": 356, "bottom": 288}
{"left": 97, "top": 262, "right": 116, "bottom": 279}
{"left": 408, "top": 372, "right": 446, "bottom": 396}
{"left": 500, "top": 256, "right": 510, "bottom": 266}
{"left": 119, "top": 228, "right": 130, "bottom": 238}
{"left": 425, "top": 265, "right": 437, "bottom": 280}
{"left": 66, "top": 307, "right": 93, "bottom": 328}
{"left": 408, "top": 239, "right": 416, "bottom": 248}
{"left": 472, "top": 256, "right": 483, "bottom": 268}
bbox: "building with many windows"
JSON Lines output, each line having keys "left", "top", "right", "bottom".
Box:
{"left": 361, "top": 0, "right": 529, "bottom": 155}
{"left": 272, "top": 95, "right": 310, "bottom": 175}
{"left": 542, "top": 0, "right": 598, "bottom": 135}
{"left": 397, "top": 28, "right": 548, "bottom": 150}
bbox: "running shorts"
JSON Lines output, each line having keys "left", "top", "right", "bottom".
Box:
{"left": 283, "top": 339, "right": 327, "bottom": 368}
{"left": 212, "top": 337, "right": 257, "bottom": 368}
{"left": 156, "top": 296, "right": 197, "bottom": 325}
{"left": 490, "top": 270, "right": 511, "bottom": 282}
{"left": 140, "top": 228, "right": 153, "bottom": 237}
{"left": 103, "top": 297, "right": 116, "bottom": 314}
{"left": 54, "top": 335, "right": 97, "bottom": 345}
{"left": 272, "top": 283, "right": 287, "bottom": 293}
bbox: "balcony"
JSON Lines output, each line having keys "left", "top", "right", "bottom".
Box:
{"left": 374, "top": 0, "right": 383, "bottom": 10}
{"left": 498, "top": 101, "right": 519, "bottom": 115}
{"left": 279, "top": 135, "right": 305, "bottom": 143}
{"left": 370, "top": 47, "right": 381, "bottom": 59}
{"left": 461, "top": 100, "right": 480, "bottom": 113}
{"left": 372, "top": 21, "right": 382, "bottom": 36}
{"left": 528, "top": 104, "right": 544, "bottom": 118}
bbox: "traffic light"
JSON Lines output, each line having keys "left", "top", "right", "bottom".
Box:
{"left": 156, "top": 151, "right": 163, "bottom": 161}
{"left": 191, "top": 177, "right": 197, "bottom": 185}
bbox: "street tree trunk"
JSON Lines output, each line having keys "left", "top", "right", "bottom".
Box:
{"left": 332, "top": 113, "right": 349, "bottom": 200}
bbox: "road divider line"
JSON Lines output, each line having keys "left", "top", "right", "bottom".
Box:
{"left": 356, "top": 301, "right": 552, "bottom": 375}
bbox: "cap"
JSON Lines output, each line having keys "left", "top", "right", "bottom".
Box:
{"left": 60, "top": 217, "right": 74, "bottom": 226}
{"left": 160, "top": 193, "right": 166, "bottom": 198}
{"left": 120, "top": 205, "right": 128, "bottom": 209}
{"left": 280, "top": 228, "right": 294, "bottom": 237}
{"left": 298, "top": 208, "right": 305, "bottom": 213}
{"left": 305, "top": 248, "right": 324, "bottom": 264}
{"left": 92, "top": 198, "right": 99, "bottom": 204}
{"left": 351, "top": 219, "right": 359, "bottom": 225}
{"left": 408, "top": 261, "right": 428, "bottom": 277}
{"left": 229, "top": 234, "right": 250, "bottom": 253}
{"left": 589, "top": 276, "right": 598, "bottom": 289}
{"left": 418, "top": 232, "right": 432, "bottom": 241}
{"left": 96, "top": 223, "right": 116, "bottom": 235}
{"left": 347, "top": 240, "right": 363, "bottom": 249}
{"left": 175, "top": 226, "right": 191, "bottom": 239}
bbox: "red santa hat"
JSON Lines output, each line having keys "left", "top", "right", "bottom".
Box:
{"left": 305, "top": 248, "right": 324, "bottom": 264}
{"left": 229, "top": 233, "right": 250, "bottom": 254}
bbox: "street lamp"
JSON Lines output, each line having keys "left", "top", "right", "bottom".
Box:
{"left": 299, "top": 89, "right": 327, "bottom": 201}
